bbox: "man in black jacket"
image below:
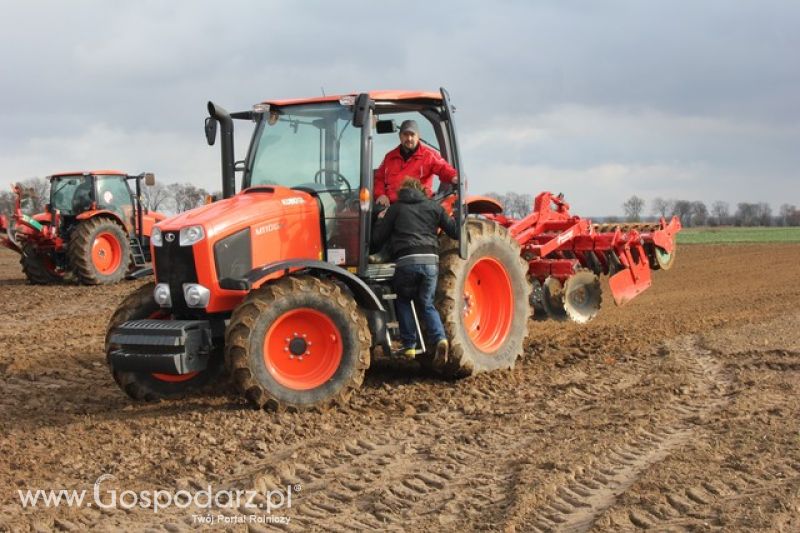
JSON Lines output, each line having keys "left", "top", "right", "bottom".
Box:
{"left": 371, "top": 178, "right": 459, "bottom": 359}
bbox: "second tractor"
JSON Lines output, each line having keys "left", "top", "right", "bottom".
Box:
{"left": 0, "top": 171, "right": 165, "bottom": 284}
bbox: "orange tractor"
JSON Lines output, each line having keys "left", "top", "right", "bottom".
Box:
{"left": 106, "top": 90, "right": 680, "bottom": 409}
{"left": 0, "top": 171, "right": 166, "bottom": 284}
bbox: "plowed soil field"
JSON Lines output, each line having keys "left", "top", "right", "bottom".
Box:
{"left": 1, "top": 244, "right": 798, "bottom": 532}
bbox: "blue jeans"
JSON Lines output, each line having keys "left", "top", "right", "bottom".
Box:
{"left": 392, "top": 263, "right": 446, "bottom": 348}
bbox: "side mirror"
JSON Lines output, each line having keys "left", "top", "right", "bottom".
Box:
{"left": 375, "top": 120, "right": 396, "bottom": 134}
{"left": 204, "top": 117, "right": 218, "bottom": 146}
{"left": 352, "top": 93, "right": 373, "bottom": 128}
{"left": 143, "top": 173, "right": 156, "bottom": 186}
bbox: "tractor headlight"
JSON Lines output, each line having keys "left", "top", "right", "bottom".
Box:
{"left": 179, "top": 225, "right": 205, "bottom": 247}
{"left": 183, "top": 283, "right": 210, "bottom": 308}
{"left": 153, "top": 283, "right": 172, "bottom": 307}
{"left": 151, "top": 227, "right": 163, "bottom": 247}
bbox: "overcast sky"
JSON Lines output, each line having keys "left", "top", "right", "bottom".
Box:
{"left": 1, "top": 1, "right": 797, "bottom": 215}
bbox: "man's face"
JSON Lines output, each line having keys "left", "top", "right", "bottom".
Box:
{"left": 400, "top": 130, "right": 419, "bottom": 151}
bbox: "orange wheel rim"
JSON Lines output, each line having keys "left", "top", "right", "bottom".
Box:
{"left": 144, "top": 310, "right": 201, "bottom": 383}
{"left": 151, "top": 372, "right": 199, "bottom": 382}
{"left": 92, "top": 232, "right": 122, "bottom": 274}
{"left": 463, "top": 257, "right": 513, "bottom": 353}
{"left": 264, "top": 308, "right": 343, "bottom": 390}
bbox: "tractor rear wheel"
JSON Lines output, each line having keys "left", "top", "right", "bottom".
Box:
{"left": 69, "top": 218, "right": 130, "bottom": 285}
{"left": 432, "top": 219, "right": 532, "bottom": 377}
{"left": 105, "top": 282, "right": 222, "bottom": 401}
{"left": 225, "top": 275, "right": 370, "bottom": 411}
{"left": 20, "top": 243, "right": 64, "bottom": 284}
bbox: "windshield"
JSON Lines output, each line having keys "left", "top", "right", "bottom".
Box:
{"left": 50, "top": 175, "right": 92, "bottom": 215}
{"left": 247, "top": 103, "right": 360, "bottom": 193}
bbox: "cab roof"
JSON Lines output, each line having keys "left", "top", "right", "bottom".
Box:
{"left": 50, "top": 170, "right": 127, "bottom": 178}
{"left": 261, "top": 90, "right": 442, "bottom": 107}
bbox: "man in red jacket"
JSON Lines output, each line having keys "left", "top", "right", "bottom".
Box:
{"left": 374, "top": 120, "right": 458, "bottom": 206}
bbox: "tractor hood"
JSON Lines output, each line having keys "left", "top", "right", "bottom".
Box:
{"left": 157, "top": 186, "right": 315, "bottom": 240}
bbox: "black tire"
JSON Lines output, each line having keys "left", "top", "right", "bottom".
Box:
{"left": 225, "top": 275, "right": 370, "bottom": 411}
{"left": 432, "top": 219, "right": 532, "bottom": 377}
{"left": 68, "top": 217, "right": 130, "bottom": 285}
{"left": 105, "top": 282, "right": 222, "bottom": 401}
{"left": 20, "top": 243, "right": 63, "bottom": 285}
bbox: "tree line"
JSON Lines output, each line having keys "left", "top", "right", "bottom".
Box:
{"left": 484, "top": 191, "right": 800, "bottom": 227}
{"left": 0, "top": 177, "right": 216, "bottom": 217}
{"left": 3, "top": 178, "right": 797, "bottom": 227}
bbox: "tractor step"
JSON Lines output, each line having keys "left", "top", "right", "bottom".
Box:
{"left": 108, "top": 319, "right": 212, "bottom": 374}
{"left": 130, "top": 237, "right": 148, "bottom": 266}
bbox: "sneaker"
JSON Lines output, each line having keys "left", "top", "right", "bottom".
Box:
{"left": 433, "top": 338, "right": 449, "bottom": 367}
{"left": 399, "top": 345, "right": 422, "bottom": 359}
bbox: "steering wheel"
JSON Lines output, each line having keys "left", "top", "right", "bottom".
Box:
{"left": 312, "top": 169, "right": 352, "bottom": 194}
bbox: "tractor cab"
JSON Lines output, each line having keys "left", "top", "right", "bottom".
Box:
{"left": 209, "top": 90, "right": 466, "bottom": 278}
{"left": 49, "top": 171, "right": 150, "bottom": 234}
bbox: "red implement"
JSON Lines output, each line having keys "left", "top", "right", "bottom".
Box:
{"left": 483, "top": 191, "right": 681, "bottom": 316}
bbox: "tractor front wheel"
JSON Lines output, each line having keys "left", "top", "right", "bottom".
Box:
{"left": 105, "top": 282, "right": 221, "bottom": 401}
{"left": 432, "top": 219, "right": 532, "bottom": 377}
{"left": 69, "top": 218, "right": 130, "bottom": 285}
{"left": 225, "top": 276, "right": 370, "bottom": 411}
{"left": 20, "top": 243, "right": 64, "bottom": 284}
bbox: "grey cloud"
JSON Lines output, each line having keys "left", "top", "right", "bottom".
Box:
{"left": 0, "top": 1, "right": 797, "bottom": 213}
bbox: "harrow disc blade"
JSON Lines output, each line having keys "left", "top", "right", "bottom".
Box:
{"left": 541, "top": 276, "right": 567, "bottom": 321}
{"left": 563, "top": 271, "right": 602, "bottom": 324}
{"left": 529, "top": 277, "right": 547, "bottom": 320}
{"left": 654, "top": 245, "right": 676, "bottom": 270}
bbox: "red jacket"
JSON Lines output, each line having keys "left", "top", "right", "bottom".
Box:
{"left": 374, "top": 144, "right": 457, "bottom": 203}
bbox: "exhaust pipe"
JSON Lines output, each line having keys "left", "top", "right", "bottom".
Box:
{"left": 207, "top": 101, "right": 235, "bottom": 199}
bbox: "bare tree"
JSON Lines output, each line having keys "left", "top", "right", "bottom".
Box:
{"left": 778, "top": 204, "right": 799, "bottom": 226}
{"left": 622, "top": 195, "right": 645, "bottom": 222}
{"left": 690, "top": 201, "right": 708, "bottom": 227}
{"left": 711, "top": 201, "right": 729, "bottom": 226}
{"left": 671, "top": 200, "right": 694, "bottom": 226}
{"left": 755, "top": 202, "right": 772, "bottom": 226}
{"left": 145, "top": 182, "right": 174, "bottom": 213}
{"left": 651, "top": 197, "right": 673, "bottom": 219}
{"left": 0, "top": 190, "right": 15, "bottom": 216}
{"left": 17, "top": 177, "right": 50, "bottom": 213}
{"left": 171, "top": 183, "right": 209, "bottom": 213}
{"left": 734, "top": 203, "right": 758, "bottom": 226}
{"left": 505, "top": 192, "right": 533, "bottom": 219}
{"left": 485, "top": 192, "right": 532, "bottom": 219}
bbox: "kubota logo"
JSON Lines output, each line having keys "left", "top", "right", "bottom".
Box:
{"left": 165, "top": 233, "right": 176, "bottom": 242}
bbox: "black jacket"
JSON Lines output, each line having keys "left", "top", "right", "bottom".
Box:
{"left": 371, "top": 188, "right": 459, "bottom": 260}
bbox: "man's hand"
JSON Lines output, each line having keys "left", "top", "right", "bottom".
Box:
{"left": 377, "top": 208, "right": 388, "bottom": 219}
{"left": 376, "top": 194, "right": 390, "bottom": 207}
{"left": 451, "top": 176, "right": 459, "bottom": 185}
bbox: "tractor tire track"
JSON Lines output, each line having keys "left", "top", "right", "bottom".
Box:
{"left": 149, "top": 354, "right": 639, "bottom": 531}
{"left": 503, "top": 335, "right": 732, "bottom": 532}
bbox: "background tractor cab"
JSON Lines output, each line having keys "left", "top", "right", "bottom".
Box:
{"left": 49, "top": 171, "right": 154, "bottom": 235}
{"left": 1, "top": 170, "right": 165, "bottom": 284}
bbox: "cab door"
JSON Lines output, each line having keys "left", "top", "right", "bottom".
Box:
{"left": 95, "top": 175, "right": 135, "bottom": 232}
